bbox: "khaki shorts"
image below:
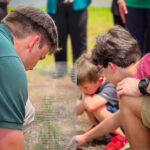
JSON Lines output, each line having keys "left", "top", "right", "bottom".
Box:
{"left": 141, "top": 96, "right": 150, "bottom": 128}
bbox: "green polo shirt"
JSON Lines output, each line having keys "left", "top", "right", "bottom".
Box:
{"left": 0, "top": 24, "right": 28, "bottom": 129}
{"left": 126, "top": 0, "right": 150, "bottom": 9}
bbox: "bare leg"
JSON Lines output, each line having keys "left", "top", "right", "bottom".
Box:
{"left": 86, "top": 110, "right": 98, "bottom": 125}
{"left": 76, "top": 100, "right": 85, "bottom": 115}
{"left": 119, "top": 96, "right": 150, "bottom": 150}
{"left": 76, "top": 100, "right": 97, "bottom": 125}
{"left": 94, "top": 106, "right": 124, "bottom": 136}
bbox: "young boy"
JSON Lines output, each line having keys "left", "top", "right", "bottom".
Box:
{"left": 75, "top": 53, "right": 126, "bottom": 149}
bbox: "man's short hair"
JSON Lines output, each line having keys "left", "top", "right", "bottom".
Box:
{"left": 2, "top": 6, "right": 58, "bottom": 54}
{"left": 92, "top": 25, "right": 141, "bottom": 68}
{"left": 75, "top": 53, "right": 102, "bottom": 85}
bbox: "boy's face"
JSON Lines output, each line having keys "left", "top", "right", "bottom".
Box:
{"left": 78, "top": 80, "right": 102, "bottom": 95}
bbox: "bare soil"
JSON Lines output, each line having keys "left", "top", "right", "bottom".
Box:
{"left": 25, "top": 67, "right": 110, "bottom": 150}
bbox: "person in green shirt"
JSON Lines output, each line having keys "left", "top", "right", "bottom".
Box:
{"left": 0, "top": 0, "right": 10, "bottom": 21}
{"left": 118, "top": 0, "right": 150, "bottom": 55}
{"left": 0, "top": 6, "right": 58, "bottom": 150}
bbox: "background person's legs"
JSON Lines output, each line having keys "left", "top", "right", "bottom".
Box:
{"left": 0, "top": 3, "right": 7, "bottom": 22}
{"left": 50, "top": 4, "right": 68, "bottom": 78}
{"left": 113, "top": 15, "right": 125, "bottom": 27}
{"left": 126, "top": 7, "right": 146, "bottom": 55}
{"left": 144, "top": 9, "right": 150, "bottom": 54}
{"left": 69, "top": 8, "right": 87, "bottom": 62}
{"left": 119, "top": 96, "right": 150, "bottom": 150}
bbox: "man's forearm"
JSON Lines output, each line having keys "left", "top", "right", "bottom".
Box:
{"left": 84, "top": 111, "right": 122, "bottom": 142}
{"left": 0, "top": 128, "right": 24, "bottom": 150}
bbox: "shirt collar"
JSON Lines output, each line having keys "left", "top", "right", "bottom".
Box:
{"left": 0, "top": 24, "right": 14, "bottom": 44}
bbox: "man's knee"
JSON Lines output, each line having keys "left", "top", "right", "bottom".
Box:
{"left": 119, "top": 96, "right": 142, "bottom": 118}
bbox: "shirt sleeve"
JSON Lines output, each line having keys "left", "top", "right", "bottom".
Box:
{"left": 134, "top": 53, "right": 150, "bottom": 79}
{"left": 98, "top": 81, "right": 119, "bottom": 106}
{"left": 0, "top": 57, "right": 28, "bottom": 129}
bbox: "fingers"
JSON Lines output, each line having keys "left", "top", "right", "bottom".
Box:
{"left": 66, "top": 137, "right": 76, "bottom": 150}
{"left": 117, "top": 90, "right": 123, "bottom": 99}
{"left": 118, "top": 1, "right": 128, "bottom": 24}
{"left": 116, "top": 81, "right": 124, "bottom": 98}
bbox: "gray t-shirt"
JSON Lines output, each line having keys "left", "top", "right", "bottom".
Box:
{"left": 96, "top": 80, "right": 118, "bottom": 106}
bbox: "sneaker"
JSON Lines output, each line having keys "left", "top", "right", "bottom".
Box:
{"left": 52, "top": 62, "right": 67, "bottom": 79}
{"left": 82, "top": 124, "right": 96, "bottom": 134}
{"left": 120, "top": 142, "right": 130, "bottom": 150}
{"left": 104, "top": 134, "right": 128, "bottom": 150}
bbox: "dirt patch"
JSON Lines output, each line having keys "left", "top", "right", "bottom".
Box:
{"left": 24, "top": 68, "right": 109, "bottom": 150}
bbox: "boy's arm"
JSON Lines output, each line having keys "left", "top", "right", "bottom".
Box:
{"left": 82, "top": 94, "right": 107, "bottom": 112}
{"left": 75, "top": 110, "right": 122, "bottom": 148}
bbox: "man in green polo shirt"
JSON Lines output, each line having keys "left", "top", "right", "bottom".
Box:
{"left": 0, "top": 6, "right": 58, "bottom": 150}
{"left": 118, "top": 0, "right": 150, "bottom": 55}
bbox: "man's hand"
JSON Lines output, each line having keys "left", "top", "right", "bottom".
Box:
{"left": 66, "top": 134, "right": 88, "bottom": 150}
{"left": 118, "top": 0, "right": 128, "bottom": 24}
{"left": 75, "top": 134, "right": 88, "bottom": 149}
{"left": 116, "top": 78, "right": 141, "bottom": 98}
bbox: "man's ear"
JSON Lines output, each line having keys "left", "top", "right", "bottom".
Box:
{"left": 108, "top": 62, "right": 117, "bottom": 73}
{"left": 98, "top": 76, "right": 104, "bottom": 84}
{"left": 28, "top": 35, "right": 40, "bottom": 52}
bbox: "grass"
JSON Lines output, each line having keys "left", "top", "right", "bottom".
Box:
{"left": 87, "top": 6, "right": 113, "bottom": 51}
{"left": 40, "top": 6, "right": 113, "bottom": 69}
{"left": 8, "top": 6, "right": 113, "bottom": 67}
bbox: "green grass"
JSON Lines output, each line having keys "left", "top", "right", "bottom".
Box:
{"left": 47, "top": 6, "right": 113, "bottom": 67}
{"left": 8, "top": 6, "right": 113, "bottom": 67}
{"left": 87, "top": 6, "right": 113, "bottom": 52}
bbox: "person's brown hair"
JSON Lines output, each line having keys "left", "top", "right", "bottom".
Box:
{"left": 2, "top": 6, "right": 58, "bottom": 54}
{"left": 92, "top": 25, "right": 141, "bottom": 68}
{"left": 75, "top": 53, "right": 102, "bottom": 85}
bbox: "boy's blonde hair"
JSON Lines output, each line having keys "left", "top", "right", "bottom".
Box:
{"left": 76, "top": 53, "right": 102, "bottom": 85}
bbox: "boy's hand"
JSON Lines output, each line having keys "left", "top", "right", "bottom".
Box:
{"left": 116, "top": 78, "right": 141, "bottom": 98}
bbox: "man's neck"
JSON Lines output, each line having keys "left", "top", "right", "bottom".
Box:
{"left": 125, "top": 60, "right": 140, "bottom": 77}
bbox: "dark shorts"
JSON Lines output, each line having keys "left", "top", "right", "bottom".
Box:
{"left": 106, "top": 103, "right": 118, "bottom": 113}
